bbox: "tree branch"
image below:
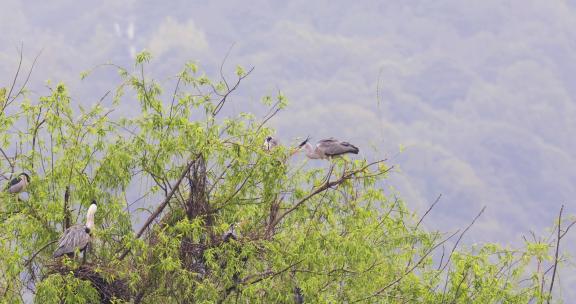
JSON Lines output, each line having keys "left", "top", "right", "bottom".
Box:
{"left": 547, "top": 205, "right": 563, "bottom": 303}
{"left": 354, "top": 229, "right": 460, "bottom": 303}
{"left": 117, "top": 157, "right": 198, "bottom": 260}
{"left": 272, "top": 161, "right": 389, "bottom": 228}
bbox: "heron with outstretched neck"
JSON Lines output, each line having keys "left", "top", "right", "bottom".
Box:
{"left": 295, "top": 137, "right": 359, "bottom": 159}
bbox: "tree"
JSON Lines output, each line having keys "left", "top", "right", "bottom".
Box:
{"left": 0, "top": 50, "right": 573, "bottom": 303}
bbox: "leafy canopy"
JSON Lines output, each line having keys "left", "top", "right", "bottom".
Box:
{"left": 0, "top": 51, "right": 572, "bottom": 303}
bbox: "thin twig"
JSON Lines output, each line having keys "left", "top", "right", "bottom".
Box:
{"left": 547, "top": 205, "right": 563, "bottom": 303}
{"left": 212, "top": 67, "right": 255, "bottom": 116}
{"left": 272, "top": 161, "right": 388, "bottom": 228}
{"left": 354, "top": 230, "right": 460, "bottom": 303}
{"left": 438, "top": 206, "right": 486, "bottom": 273}
{"left": 23, "top": 240, "right": 58, "bottom": 267}
{"left": 5, "top": 43, "right": 23, "bottom": 104}
{"left": 416, "top": 194, "right": 442, "bottom": 229}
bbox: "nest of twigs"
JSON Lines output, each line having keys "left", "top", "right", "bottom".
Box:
{"left": 180, "top": 237, "right": 209, "bottom": 277}
{"left": 47, "top": 261, "right": 130, "bottom": 303}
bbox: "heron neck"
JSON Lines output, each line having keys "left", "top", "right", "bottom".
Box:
{"left": 303, "top": 143, "right": 320, "bottom": 159}
{"left": 85, "top": 204, "right": 97, "bottom": 230}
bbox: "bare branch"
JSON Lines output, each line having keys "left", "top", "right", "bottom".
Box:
{"left": 5, "top": 45, "right": 42, "bottom": 110}
{"left": 354, "top": 229, "right": 460, "bottom": 303}
{"left": 212, "top": 67, "right": 255, "bottom": 116}
{"left": 405, "top": 194, "right": 442, "bottom": 271}
{"left": 272, "top": 160, "right": 389, "bottom": 228}
{"left": 5, "top": 43, "right": 23, "bottom": 105}
{"left": 416, "top": 194, "right": 442, "bottom": 229}
{"left": 547, "top": 205, "right": 563, "bottom": 303}
{"left": 118, "top": 157, "right": 198, "bottom": 260}
{"left": 438, "top": 206, "right": 486, "bottom": 273}
{"left": 0, "top": 148, "right": 15, "bottom": 172}
{"left": 23, "top": 240, "right": 58, "bottom": 267}
{"left": 219, "top": 43, "right": 235, "bottom": 92}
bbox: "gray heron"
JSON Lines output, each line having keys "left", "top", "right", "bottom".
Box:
{"left": 263, "top": 136, "right": 279, "bottom": 151}
{"left": 222, "top": 223, "right": 238, "bottom": 242}
{"left": 53, "top": 200, "right": 97, "bottom": 258}
{"left": 296, "top": 137, "right": 359, "bottom": 159}
{"left": 293, "top": 286, "right": 304, "bottom": 304}
{"left": 6, "top": 172, "right": 30, "bottom": 194}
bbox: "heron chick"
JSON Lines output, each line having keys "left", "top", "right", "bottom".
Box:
{"left": 296, "top": 137, "right": 359, "bottom": 159}
{"left": 222, "top": 223, "right": 239, "bottom": 242}
{"left": 263, "top": 136, "right": 279, "bottom": 151}
{"left": 53, "top": 200, "right": 97, "bottom": 258}
{"left": 6, "top": 172, "right": 30, "bottom": 194}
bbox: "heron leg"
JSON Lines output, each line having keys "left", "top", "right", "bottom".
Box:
{"left": 321, "top": 163, "right": 335, "bottom": 186}
{"left": 82, "top": 243, "right": 90, "bottom": 264}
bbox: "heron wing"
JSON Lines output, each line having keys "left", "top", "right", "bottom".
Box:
{"left": 318, "top": 139, "right": 359, "bottom": 156}
{"left": 7, "top": 179, "right": 24, "bottom": 194}
{"left": 8, "top": 177, "right": 21, "bottom": 187}
{"left": 270, "top": 138, "right": 279, "bottom": 147}
{"left": 317, "top": 138, "right": 338, "bottom": 145}
{"left": 53, "top": 225, "right": 90, "bottom": 257}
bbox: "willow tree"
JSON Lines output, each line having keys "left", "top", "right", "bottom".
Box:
{"left": 0, "top": 51, "right": 573, "bottom": 303}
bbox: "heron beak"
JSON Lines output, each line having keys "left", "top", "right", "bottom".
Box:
{"left": 297, "top": 136, "right": 310, "bottom": 148}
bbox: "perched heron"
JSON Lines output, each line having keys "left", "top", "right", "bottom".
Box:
{"left": 222, "top": 223, "right": 238, "bottom": 242}
{"left": 53, "top": 200, "right": 97, "bottom": 258}
{"left": 6, "top": 172, "right": 30, "bottom": 194}
{"left": 263, "top": 136, "right": 279, "bottom": 151}
{"left": 296, "top": 137, "right": 359, "bottom": 159}
{"left": 293, "top": 286, "right": 304, "bottom": 304}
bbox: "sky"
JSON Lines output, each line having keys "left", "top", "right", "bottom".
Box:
{"left": 1, "top": 0, "right": 576, "bottom": 299}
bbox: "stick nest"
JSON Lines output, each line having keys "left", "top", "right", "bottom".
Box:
{"left": 47, "top": 261, "right": 130, "bottom": 303}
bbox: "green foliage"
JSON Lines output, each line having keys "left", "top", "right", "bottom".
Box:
{"left": 36, "top": 273, "right": 100, "bottom": 304}
{"left": 0, "top": 54, "right": 571, "bottom": 303}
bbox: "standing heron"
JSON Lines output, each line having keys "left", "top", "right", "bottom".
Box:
{"left": 6, "top": 172, "right": 30, "bottom": 194}
{"left": 296, "top": 137, "right": 359, "bottom": 159}
{"left": 263, "top": 136, "right": 279, "bottom": 151}
{"left": 53, "top": 200, "right": 97, "bottom": 259}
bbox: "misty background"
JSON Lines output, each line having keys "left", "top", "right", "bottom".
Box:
{"left": 1, "top": 0, "right": 575, "bottom": 299}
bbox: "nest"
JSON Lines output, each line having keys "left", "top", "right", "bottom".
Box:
{"left": 47, "top": 261, "right": 130, "bottom": 303}
{"left": 180, "top": 237, "right": 209, "bottom": 277}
